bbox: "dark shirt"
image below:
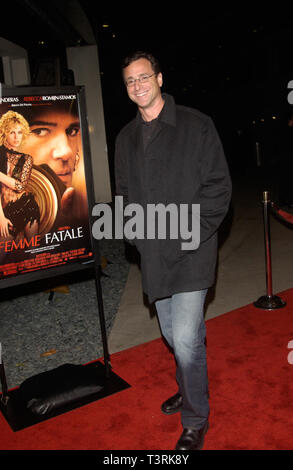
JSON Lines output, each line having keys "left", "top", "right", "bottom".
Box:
{"left": 141, "top": 116, "right": 160, "bottom": 151}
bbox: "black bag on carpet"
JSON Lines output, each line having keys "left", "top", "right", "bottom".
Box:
{"left": 18, "top": 363, "right": 105, "bottom": 416}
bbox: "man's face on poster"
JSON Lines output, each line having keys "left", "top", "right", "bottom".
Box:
{"left": 21, "top": 109, "right": 80, "bottom": 187}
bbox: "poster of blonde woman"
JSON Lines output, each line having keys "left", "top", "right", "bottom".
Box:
{"left": 0, "top": 111, "right": 40, "bottom": 242}
{"left": 0, "top": 87, "right": 95, "bottom": 288}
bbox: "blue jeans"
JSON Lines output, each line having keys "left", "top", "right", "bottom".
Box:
{"left": 155, "top": 289, "right": 209, "bottom": 429}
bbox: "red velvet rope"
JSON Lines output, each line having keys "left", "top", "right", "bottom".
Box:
{"left": 270, "top": 202, "right": 293, "bottom": 224}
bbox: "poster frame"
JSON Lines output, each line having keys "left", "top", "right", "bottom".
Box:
{"left": 0, "top": 85, "right": 99, "bottom": 292}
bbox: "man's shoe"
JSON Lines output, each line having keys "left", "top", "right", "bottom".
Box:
{"left": 175, "top": 422, "right": 209, "bottom": 450}
{"left": 161, "top": 393, "right": 183, "bottom": 415}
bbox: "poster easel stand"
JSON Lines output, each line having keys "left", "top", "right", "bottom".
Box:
{"left": 0, "top": 344, "right": 9, "bottom": 406}
{"left": 46, "top": 251, "right": 112, "bottom": 376}
{"left": 93, "top": 253, "right": 112, "bottom": 378}
{"left": 0, "top": 251, "right": 130, "bottom": 432}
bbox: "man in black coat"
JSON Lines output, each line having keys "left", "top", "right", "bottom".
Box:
{"left": 115, "top": 51, "right": 232, "bottom": 450}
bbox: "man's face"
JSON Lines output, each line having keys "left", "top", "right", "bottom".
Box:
{"left": 123, "top": 58, "right": 163, "bottom": 111}
{"left": 21, "top": 110, "right": 80, "bottom": 187}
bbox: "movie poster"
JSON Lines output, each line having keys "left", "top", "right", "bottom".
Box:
{"left": 0, "top": 88, "right": 94, "bottom": 287}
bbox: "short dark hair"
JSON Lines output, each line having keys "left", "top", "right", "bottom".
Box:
{"left": 121, "top": 51, "right": 161, "bottom": 75}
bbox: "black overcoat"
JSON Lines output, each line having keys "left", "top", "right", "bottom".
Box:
{"left": 115, "top": 94, "right": 232, "bottom": 303}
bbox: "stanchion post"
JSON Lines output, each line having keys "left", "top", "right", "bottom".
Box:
{"left": 263, "top": 190, "right": 273, "bottom": 297}
{"left": 254, "top": 191, "right": 286, "bottom": 309}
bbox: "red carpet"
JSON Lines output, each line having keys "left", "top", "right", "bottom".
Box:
{"left": 1, "top": 288, "right": 293, "bottom": 450}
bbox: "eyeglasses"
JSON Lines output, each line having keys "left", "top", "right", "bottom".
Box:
{"left": 125, "top": 73, "right": 156, "bottom": 87}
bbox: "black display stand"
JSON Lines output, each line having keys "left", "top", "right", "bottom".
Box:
{"left": 0, "top": 361, "right": 130, "bottom": 432}
{"left": 0, "top": 256, "right": 131, "bottom": 432}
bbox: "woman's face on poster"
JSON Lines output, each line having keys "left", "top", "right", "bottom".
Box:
{"left": 21, "top": 110, "right": 80, "bottom": 187}
{"left": 5, "top": 123, "right": 24, "bottom": 150}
